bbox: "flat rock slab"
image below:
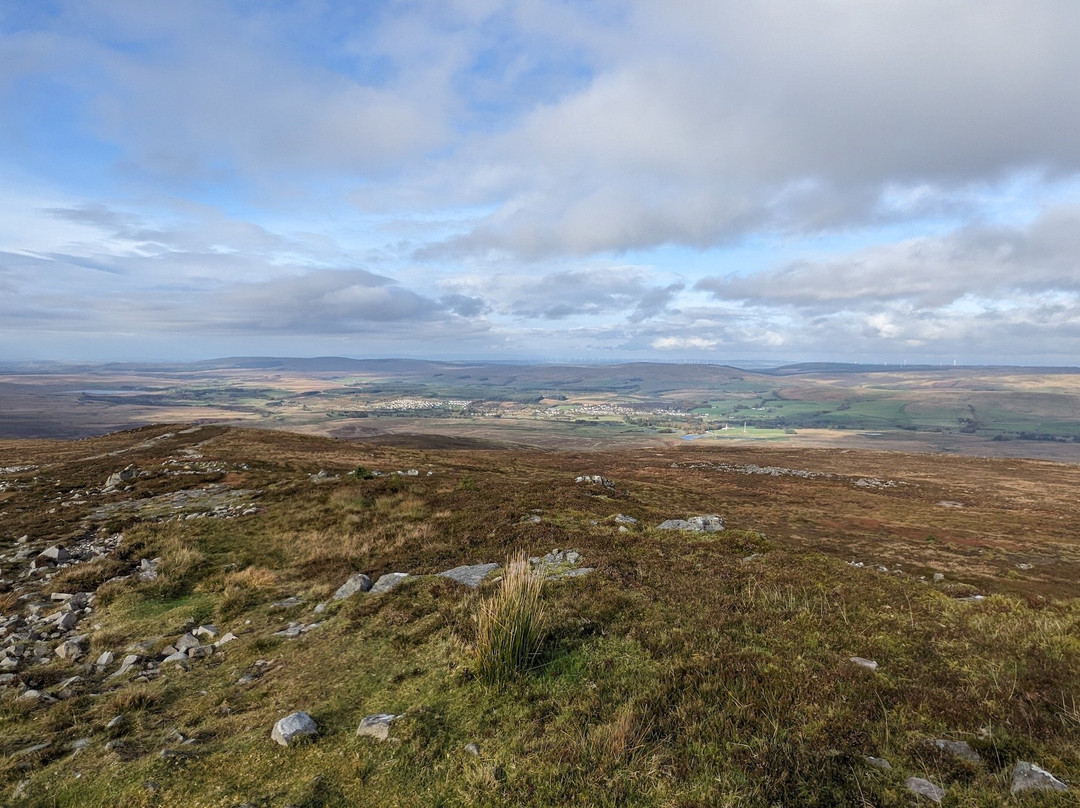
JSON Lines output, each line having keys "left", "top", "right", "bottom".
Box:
{"left": 356, "top": 713, "right": 398, "bottom": 741}
{"left": 369, "top": 573, "right": 410, "bottom": 594}
{"left": 905, "top": 777, "right": 945, "bottom": 804}
{"left": 333, "top": 573, "right": 372, "bottom": 600}
{"left": 1012, "top": 761, "right": 1069, "bottom": 794}
{"left": 272, "top": 711, "right": 318, "bottom": 747}
{"left": 439, "top": 563, "right": 499, "bottom": 589}
{"left": 849, "top": 656, "right": 878, "bottom": 670}
{"left": 657, "top": 515, "right": 725, "bottom": 533}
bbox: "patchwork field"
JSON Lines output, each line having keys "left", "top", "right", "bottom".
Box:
{"left": 3, "top": 359, "right": 1080, "bottom": 462}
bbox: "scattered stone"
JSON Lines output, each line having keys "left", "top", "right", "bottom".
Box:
{"left": 187, "top": 644, "right": 214, "bottom": 658}
{"left": 193, "top": 624, "right": 219, "bottom": 639}
{"left": 174, "top": 633, "right": 201, "bottom": 652}
{"left": 54, "top": 637, "right": 87, "bottom": 661}
{"left": 657, "top": 515, "right": 725, "bottom": 533}
{"left": 905, "top": 777, "right": 945, "bottom": 804}
{"left": 1011, "top": 761, "right": 1069, "bottom": 794}
{"left": 274, "top": 622, "right": 321, "bottom": 638}
{"left": 865, "top": 756, "right": 892, "bottom": 770}
{"left": 356, "top": 713, "right": 398, "bottom": 741}
{"left": 933, "top": 572, "right": 945, "bottom": 582}
{"left": 932, "top": 739, "right": 981, "bottom": 763}
{"left": 104, "top": 740, "right": 125, "bottom": 752}
{"left": 39, "top": 545, "right": 70, "bottom": 564}
{"left": 333, "top": 573, "right": 372, "bottom": 600}
{"left": 464, "top": 742, "right": 481, "bottom": 756}
{"left": 575, "top": 474, "right": 615, "bottom": 489}
{"left": 271, "top": 711, "right": 318, "bottom": 747}
{"left": 313, "top": 602, "right": 327, "bottom": 613}
{"left": 138, "top": 558, "right": 161, "bottom": 581}
{"left": 272, "top": 596, "right": 303, "bottom": 609}
{"left": 849, "top": 656, "right": 878, "bottom": 671}
{"left": 369, "top": 573, "right": 409, "bottom": 594}
{"left": 613, "top": 514, "right": 638, "bottom": 525}
{"left": 71, "top": 738, "right": 91, "bottom": 752}
{"left": 54, "top": 611, "right": 78, "bottom": 631}
{"left": 439, "top": 563, "right": 499, "bottom": 589}
{"left": 106, "top": 715, "right": 125, "bottom": 730}
{"left": 161, "top": 651, "right": 189, "bottom": 665}
{"left": 18, "top": 689, "right": 41, "bottom": 701}
{"left": 214, "top": 632, "right": 238, "bottom": 648}
{"left": 105, "top": 465, "right": 139, "bottom": 488}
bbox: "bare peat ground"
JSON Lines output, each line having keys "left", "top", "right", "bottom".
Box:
{"left": 0, "top": 425, "right": 1077, "bottom": 806}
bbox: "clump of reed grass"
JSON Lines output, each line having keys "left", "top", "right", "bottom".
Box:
{"left": 474, "top": 550, "right": 546, "bottom": 685}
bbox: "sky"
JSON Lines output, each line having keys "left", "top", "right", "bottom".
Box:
{"left": 2, "top": 0, "right": 1080, "bottom": 365}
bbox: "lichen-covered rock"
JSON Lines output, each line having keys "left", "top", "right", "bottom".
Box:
{"left": 438, "top": 563, "right": 498, "bottom": 589}
{"left": 657, "top": 515, "right": 724, "bottom": 533}
{"left": 271, "top": 711, "right": 318, "bottom": 747}
{"left": 333, "top": 573, "right": 372, "bottom": 600}
{"left": 356, "top": 714, "right": 397, "bottom": 741}
{"left": 1011, "top": 761, "right": 1069, "bottom": 794}
{"left": 932, "top": 739, "right": 981, "bottom": 763}
{"left": 369, "top": 573, "right": 409, "bottom": 594}
{"left": 905, "top": 777, "right": 945, "bottom": 803}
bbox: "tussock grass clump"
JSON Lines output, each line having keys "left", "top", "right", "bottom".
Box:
{"left": 474, "top": 551, "right": 546, "bottom": 685}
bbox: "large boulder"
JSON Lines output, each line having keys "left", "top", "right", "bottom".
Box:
{"left": 657, "top": 515, "right": 725, "bottom": 533}
{"left": 333, "top": 573, "right": 372, "bottom": 600}
{"left": 271, "top": 711, "right": 318, "bottom": 747}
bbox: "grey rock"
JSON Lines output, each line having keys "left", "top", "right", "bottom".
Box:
{"left": 313, "top": 602, "right": 327, "bottom": 613}
{"left": 932, "top": 572, "right": 945, "bottom": 582}
{"left": 71, "top": 738, "right": 91, "bottom": 752}
{"left": 356, "top": 713, "right": 398, "bottom": 741}
{"left": 106, "top": 714, "right": 125, "bottom": 729}
{"left": 865, "top": 756, "right": 892, "bottom": 770}
{"left": 614, "top": 514, "right": 638, "bottom": 525}
{"left": 932, "top": 739, "right": 981, "bottom": 763}
{"left": 272, "top": 596, "right": 303, "bottom": 609}
{"left": 849, "top": 656, "right": 878, "bottom": 670}
{"left": 369, "top": 573, "right": 409, "bottom": 594}
{"left": 187, "top": 644, "right": 214, "bottom": 658}
{"left": 104, "top": 740, "right": 124, "bottom": 752}
{"left": 214, "top": 632, "right": 238, "bottom": 648}
{"left": 18, "top": 689, "right": 41, "bottom": 701}
{"left": 193, "top": 624, "right": 219, "bottom": 639}
{"left": 438, "top": 563, "right": 499, "bottom": 589}
{"left": 138, "top": 558, "right": 160, "bottom": 581}
{"left": 464, "top": 742, "right": 481, "bottom": 756}
{"left": 161, "top": 651, "right": 189, "bottom": 665}
{"left": 1011, "top": 761, "right": 1069, "bottom": 794}
{"left": 54, "top": 612, "right": 78, "bottom": 631}
{"left": 905, "top": 777, "right": 945, "bottom": 803}
{"left": 333, "top": 573, "right": 372, "bottom": 600}
{"left": 39, "top": 545, "right": 70, "bottom": 563}
{"left": 54, "top": 637, "right": 87, "bottom": 660}
{"left": 657, "top": 515, "right": 725, "bottom": 533}
{"left": 174, "top": 633, "right": 200, "bottom": 651}
{"left": 271, "top": 711, "right": 318, "bottom": 747}
{"left": 105, "top": 465, "right": 139, "bottom": 488}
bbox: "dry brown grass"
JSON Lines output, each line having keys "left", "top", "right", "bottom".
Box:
{"left": 474, "top": 551, "right": 546, "bottom": 685}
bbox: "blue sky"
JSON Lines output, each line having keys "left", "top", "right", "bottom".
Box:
{"left": 2, "top": 0, "right": 1080, "bottom": 364}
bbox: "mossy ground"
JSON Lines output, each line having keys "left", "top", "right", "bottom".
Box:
{"left": 1, "top": 425, "right": 1078, "bottom": 806}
